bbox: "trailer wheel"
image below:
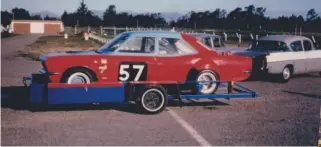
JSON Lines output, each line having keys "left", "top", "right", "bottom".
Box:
{"left": 138, "top": 85, "right": 168, "bottom": 114}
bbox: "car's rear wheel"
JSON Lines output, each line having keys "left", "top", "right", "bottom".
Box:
{"left": 61, "top": 69, "right": 93, "bottom": 84}
{"left": 196, "top": 70, "right": 219, "bottom": 95}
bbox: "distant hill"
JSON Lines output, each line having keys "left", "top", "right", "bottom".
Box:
{"left": 31, "top": 11, "right": 59, "bottom": 19}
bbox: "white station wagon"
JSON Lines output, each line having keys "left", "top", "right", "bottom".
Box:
{"left": 235, "top": 35, "right": 321, "bottom": 82}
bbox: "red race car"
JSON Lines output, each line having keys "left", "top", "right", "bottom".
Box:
{"left": 39, "top": 31, "right": 252, "bottom": 95}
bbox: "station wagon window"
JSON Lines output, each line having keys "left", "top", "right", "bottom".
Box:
{"left": 290, "top": 41, "right": 303, "bottom": 51}
{"left": 303, "top": 40, "right": 312, "bottom": 51}
{"left": 117, "top": 37, "right": 155, "bottom": 53}
{"left": 158, "top": 38, "right": 196, "bottom": 55}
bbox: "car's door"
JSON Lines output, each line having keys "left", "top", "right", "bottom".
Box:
{"left": 302, "top": 39, "right": 321, "bottom": 72}
{"left": 288, "top": 40, "right": 307, "bottom": 74}
{"left": 153, "top": 37, "right": 199, "bottom": 82}
{"left": 106, "top": 35, "right": 159, "bottom": 82}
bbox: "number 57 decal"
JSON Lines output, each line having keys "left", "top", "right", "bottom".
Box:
{"left": 118, "top": 62, "right": 148, "bottom": 82}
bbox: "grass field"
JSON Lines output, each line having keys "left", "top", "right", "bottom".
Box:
{"left": 18, "top": 35, "right": 102, "bottom": 61}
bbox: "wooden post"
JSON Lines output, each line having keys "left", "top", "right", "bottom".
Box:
{"left": 100, "top": 26, "right": 103, "bottom": 36}
{"left": 300, "top": 27, "right": 302, "bottom": 36}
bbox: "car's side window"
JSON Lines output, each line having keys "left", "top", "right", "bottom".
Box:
{"left": 303, "top": 40, "right": 313, "bottom": 51}
{"left": 213, "top": 37, "right": 221, "bottom": 47}
{"left": 290, "top": 41, "right": 303, "bottom": 52}
{"left": 117, "top": 37, "right": 155, "bottom": 53}
{"left": 158, "top": 37, "right": 196, "bottom": 55}
{"left": 203, "top": 37, "right": 212, "bottom": 48}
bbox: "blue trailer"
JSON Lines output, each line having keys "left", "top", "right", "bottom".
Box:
{"left": 23, "top": 73, "right": 259, "bottom": 114}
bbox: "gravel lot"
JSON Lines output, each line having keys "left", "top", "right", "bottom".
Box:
{"left": 1, "top": 35, "right": 321, "bottom": 146}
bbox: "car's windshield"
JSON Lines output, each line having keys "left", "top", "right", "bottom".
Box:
{"left": 97, "top": 33, "right": 130, "bottom": 53}
{"left": 250, "top": 40, "right": 289, "bottom": 51}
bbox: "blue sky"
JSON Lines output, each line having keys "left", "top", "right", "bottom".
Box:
{"left": 1, "top": 0, "right": 321, "bottom": 17}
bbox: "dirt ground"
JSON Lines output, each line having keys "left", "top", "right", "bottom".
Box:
{"left": 18, "top": 35, "right": 102, "bottom": 61}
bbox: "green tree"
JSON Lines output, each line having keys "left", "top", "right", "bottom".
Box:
{"left": 306, "top": 9, "right": 318, "bottom": 22}
{"left": 1, "top": 11, "right": 13, "bottom": 26}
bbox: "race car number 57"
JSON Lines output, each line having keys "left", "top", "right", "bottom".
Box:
{"left": 118, "top": 63, "right": 147, "bottom": 82}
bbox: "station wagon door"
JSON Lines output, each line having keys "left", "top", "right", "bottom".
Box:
{"left": 302, "top": 40, "right": 321, "bottom": 72}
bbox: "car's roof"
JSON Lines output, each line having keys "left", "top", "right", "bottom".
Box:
{"left": 121, "top": 31, "right": 182, "bottom": 38}
{"left": 191, "top": 33, "right": 221, "bottom": 38}
{"left": 259, "top": 35, "right": 311, "bottom": 43}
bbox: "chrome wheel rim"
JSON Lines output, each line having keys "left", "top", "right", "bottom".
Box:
{"left": 283, "top": 68, "right": 290, "bottom": 80}
{"left": 67, "top": 72, "right": 90, "bottom": 84}
{"left": 197, "top": 72, "right": 217, "bottom": 94}
{"left": 142, "top": 89, "right": 165, "bottom": 112}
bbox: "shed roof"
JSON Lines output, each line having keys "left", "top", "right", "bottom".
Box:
{"left": 11, "top": 20, "right": 63, "bottom": 23}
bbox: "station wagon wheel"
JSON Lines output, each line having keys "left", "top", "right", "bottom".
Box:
{"left": 196, "top": 70, "right": 219, "bottom": 95}
{"left": 138, "top": 86, "right": 168, "bottom": 114}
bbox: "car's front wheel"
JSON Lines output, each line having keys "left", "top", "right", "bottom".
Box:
{"left": 61, "top": 69, "right": 94, "bottom": 84}
{"left": 279, "top": 66, "right": 292, "bottom": 83}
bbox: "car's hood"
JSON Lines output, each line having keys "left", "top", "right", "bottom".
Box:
{"left": 39, "top": 50, "right": 101, "bottom": 61}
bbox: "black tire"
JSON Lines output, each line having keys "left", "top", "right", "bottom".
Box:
{"left": 194, "top": 70, "right": 220, "bottom": 95}
{"left": 319, "top": 72, "right": 321, "bottom": 77}
{"left": 137, "top": 85, "right": 168, "bottom": 114}
{"left": 279, "top": 66, "right": 292, "bottom": 83}
{"left": 61, "top": 68, "right": 94, "bottom": 84}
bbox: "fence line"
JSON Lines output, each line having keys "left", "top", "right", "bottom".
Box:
{"left": 68, "top": 26, "right": 320, "bottom": 46}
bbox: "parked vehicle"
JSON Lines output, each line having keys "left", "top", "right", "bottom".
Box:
{"left": 39, "top": 31, "right": 252, "bottom": 95}
{"left": 191, "top": 33, "right": 247, "bottom": 54}
{"left": 233, "top": 35, "right": 321, "bottom": 82}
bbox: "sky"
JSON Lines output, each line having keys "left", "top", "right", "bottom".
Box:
{"left": 1, "top": 0, "right": 321, "bottom": 17}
